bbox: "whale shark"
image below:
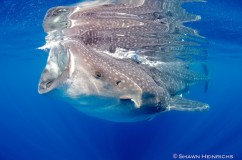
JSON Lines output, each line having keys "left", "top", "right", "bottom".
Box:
{"left": 38, "top": 0, "right": 209, "bottom": 122}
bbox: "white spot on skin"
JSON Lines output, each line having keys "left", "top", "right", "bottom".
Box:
{"left": 53, "top": 17, "right": 60, "bottom": 23}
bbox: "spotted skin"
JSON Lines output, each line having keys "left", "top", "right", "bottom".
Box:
{"left": 38, "top": 0, "right": 208, "bottom": 122}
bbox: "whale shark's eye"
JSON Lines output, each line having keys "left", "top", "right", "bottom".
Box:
{"left": 94, "top": 71, "right": 102, "bottom": 79}
{"left": 116, "top": 81, "right": 121, "bottom": 86}
{"left": 109, "top": 45, "right": 116, "bottom": 53}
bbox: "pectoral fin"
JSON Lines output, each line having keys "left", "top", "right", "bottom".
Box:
{"left": 169, "top": 96, "right": 209, "bottom": 111}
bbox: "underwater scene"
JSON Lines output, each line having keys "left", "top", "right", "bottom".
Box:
{"left": 0, "top": 0, "right": 242, "bottom": 159}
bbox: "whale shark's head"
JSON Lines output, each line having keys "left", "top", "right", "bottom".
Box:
{"left": 42, "top": 7, "right": 72, "bottom": 32}
{"left": 38, "top": 40, "right": 169, "bottom": 122}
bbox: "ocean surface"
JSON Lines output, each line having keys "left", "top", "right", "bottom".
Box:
{"left": 0, "top": 0, "right": 242, "bottom": 160}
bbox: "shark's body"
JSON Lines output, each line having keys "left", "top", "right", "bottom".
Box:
{"left": 38, "top": 0, "right": 209, "bottom": 122}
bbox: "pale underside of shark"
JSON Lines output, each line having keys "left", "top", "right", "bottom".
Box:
{"left": 38, "top": 0, "right": 209, "bottom": 122}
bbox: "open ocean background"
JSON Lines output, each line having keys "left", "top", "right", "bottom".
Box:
{"left": 0, "top": 0, "right": 242, "bottom": 160}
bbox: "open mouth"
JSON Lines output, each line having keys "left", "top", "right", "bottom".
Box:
{"left": 38, "top": 45, "right": 70, "bottom": 94}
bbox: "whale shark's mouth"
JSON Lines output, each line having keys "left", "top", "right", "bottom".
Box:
{"left": 38, "top": 44, "right": 70, "bottom": 94}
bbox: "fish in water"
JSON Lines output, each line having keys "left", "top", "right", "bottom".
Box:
{"left": 38, "top": 0, "right": 209, "bottom": 122}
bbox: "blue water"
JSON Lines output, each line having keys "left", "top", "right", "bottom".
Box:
{"left": 0, "top": 0, "right": 242, "bottom": 160}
